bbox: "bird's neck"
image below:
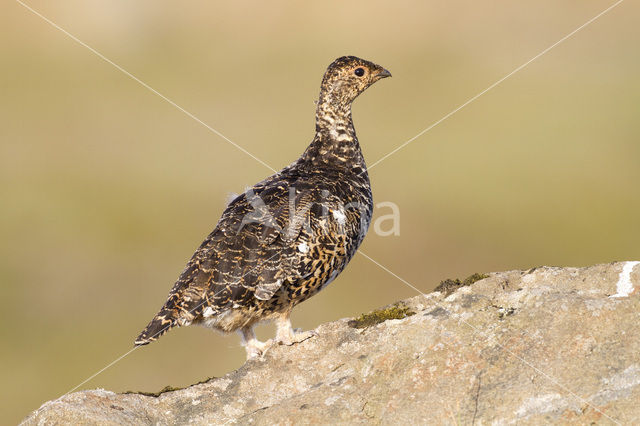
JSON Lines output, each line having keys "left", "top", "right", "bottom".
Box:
{"left": 298, "top": 96, "right": 365, "bottom": 170}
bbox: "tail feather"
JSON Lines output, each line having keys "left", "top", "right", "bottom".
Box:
{"left": 135, "top": 287, "right": 205, "bottom": 346}
{"left": 134, "top": 310, "right": 179, "bottom": 346}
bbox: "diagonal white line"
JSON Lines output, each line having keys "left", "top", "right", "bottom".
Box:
{"left": 15, "top": 0, "right": 625, "bottom": 176}
{"left": 356, "top": 249, "right": 621, "bottom": 425}
{"left": 15, "top": 0, "right": 277, "bottom": 174}
{"left": 58, "top": 249, "right": 282, "bottom": 399}
{"left": 367, "top": 0, "right": 626, "bottom": 172}
{"left": 64, "top": 347, "right": 139, "bottom": 396}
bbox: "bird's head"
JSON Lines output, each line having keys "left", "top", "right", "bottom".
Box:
{"left": 319, "top": 56, "right": 391, "bottom": 106}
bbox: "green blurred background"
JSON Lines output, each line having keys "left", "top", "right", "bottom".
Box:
{"left": 2, "top": 0, "right": 639, "bottom": 422}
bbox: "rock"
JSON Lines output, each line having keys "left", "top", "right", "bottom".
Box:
{"left": 23, "top": 262, "right": 640, "bottom": 424}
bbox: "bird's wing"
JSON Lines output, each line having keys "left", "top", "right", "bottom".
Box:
{"left": 178, "top": 177, "right": 319, "bottom": 308}
{"left": 135, "top": 177, "right": 318, "bottom": 345}
{"left": 209, "top": 178, "right": 318, "bottom": 303}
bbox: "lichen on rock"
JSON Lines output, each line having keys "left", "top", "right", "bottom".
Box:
{"left": 434, "top": 272, "right": 489, "bottom": 297}
{"left": 347, "top": 303, "right": 415, "bottom": 328}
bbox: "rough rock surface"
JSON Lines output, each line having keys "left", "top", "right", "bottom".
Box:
{"left": 23, "top": 262, "right": 640, "bottom": 425}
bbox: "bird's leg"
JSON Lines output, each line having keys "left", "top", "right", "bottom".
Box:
{"left": 238, "top": 327, "right": 270, "bottom": 359}
{"left": 275, "top": 311, "right": 317, "bottom": 346}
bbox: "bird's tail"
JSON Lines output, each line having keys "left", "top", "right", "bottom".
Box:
{"left": 134, "top": 307, "right": 180, "bottom": 346}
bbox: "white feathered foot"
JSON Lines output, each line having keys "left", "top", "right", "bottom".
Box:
{"left": 274, "top": 312, "right": 317, "bottom": 346}
{"left": 239, "top": 312, "right": 317, "bottom": 360}
{"left": 239, "top": 327, "right": 271, "bottom": 360}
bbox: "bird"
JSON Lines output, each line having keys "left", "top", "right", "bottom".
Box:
{"left": 135, "top": 56, "right": 391, "bottom": 359}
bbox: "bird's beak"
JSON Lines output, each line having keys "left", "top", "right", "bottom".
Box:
{"left": 374, "top": 68, "right": 392, "bottom": 79}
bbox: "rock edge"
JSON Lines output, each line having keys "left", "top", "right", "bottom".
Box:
{"left": 23, "top": 262, "right": 640, "bottom": 425}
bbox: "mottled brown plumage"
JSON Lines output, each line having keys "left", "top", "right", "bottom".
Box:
{"left": 135, "top": 56, "right": 391, "bottom": 358}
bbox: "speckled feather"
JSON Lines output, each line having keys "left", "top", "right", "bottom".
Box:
{"left": 135, "top": 56, "right": 390, "bottom": 351}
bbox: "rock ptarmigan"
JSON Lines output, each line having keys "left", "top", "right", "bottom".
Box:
{"left": 135, "top": 56, "right": 391, "bottom": 359}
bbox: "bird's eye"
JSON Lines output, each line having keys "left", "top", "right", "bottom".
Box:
{"left": 354, "top": 68, "right": 365, "bottom": 77}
